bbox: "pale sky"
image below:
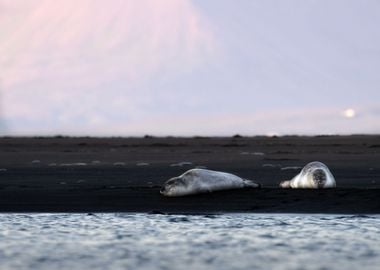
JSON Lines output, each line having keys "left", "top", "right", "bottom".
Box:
{"left": 0, "top": 0, "right": 379, "bottom": 136}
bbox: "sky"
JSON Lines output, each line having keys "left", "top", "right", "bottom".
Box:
{"left": 0, "top": 0, "right": 379, "bottom": 136}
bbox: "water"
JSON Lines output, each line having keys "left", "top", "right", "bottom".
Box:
{"left": 0, "top": 214, "right": 379, "bottom": 270}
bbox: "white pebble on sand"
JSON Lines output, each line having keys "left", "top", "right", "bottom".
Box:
{"left": 113, "top": 162, "right": 126, "bottom": 166}
{"left": 262, "top": 164, "right": 282, "bottom": 168}
{"left": 136, "top": 162, "right": 150, "bottom": 166}
{"left": 262, "top": 164, "right": 275, "bottom": 168}
{"left": 60, "top": 163, "right": 87, "bottom": 166}
{"left": 281, "top": 166, "right": 302, "bottom": 171}
{"left": 170, "top": 161, "right": 193, "bottom": 167}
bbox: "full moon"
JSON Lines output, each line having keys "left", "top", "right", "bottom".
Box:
{"left": 343, "top": 108, "right": 356, "bottom": 118}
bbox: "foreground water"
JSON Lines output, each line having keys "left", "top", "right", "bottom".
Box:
{"left": 0, "top": 214, "right": 379, "bottom": 270}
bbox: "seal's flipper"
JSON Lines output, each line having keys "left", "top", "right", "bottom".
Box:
{"left": 243, "top": 179, "right": 261, "bottom": 188}
{"left": 279, "top": 180, "right": 291, "bottom": 188}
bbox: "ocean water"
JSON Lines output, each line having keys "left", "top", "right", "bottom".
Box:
{"left": 0, "top": 214, "right": 379, "bottom": 270}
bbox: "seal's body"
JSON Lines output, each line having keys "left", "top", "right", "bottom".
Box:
{"left": 160, "top": 169, "right": 260, "bottom": 197}
{"left": 280, "top": 161, "right": 336, "bottom": 189}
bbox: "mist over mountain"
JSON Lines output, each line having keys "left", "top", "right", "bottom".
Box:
{"left": 1, "top": 0, "right": 379, "bottom": 136}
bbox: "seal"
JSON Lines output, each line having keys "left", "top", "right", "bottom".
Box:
{"left": 279, "top": 161, "right": 336, "bottom": 189}
{"left": 160, "top": 168, "right": 260, "bottom": 197}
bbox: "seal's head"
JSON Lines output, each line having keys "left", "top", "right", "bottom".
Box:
{"left": 311, "top": 168, "right": 327, "bottom": 188}
{"left": 301, "top": 161, "right": 335, "bottom": 188}
{"left": 160, "top": 176, "right": 189, "bottom": 197}
{"left": 279, "top": 161, "right": 336, "bottom": 189}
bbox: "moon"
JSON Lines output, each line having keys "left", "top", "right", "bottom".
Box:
{"left": 343, "top": 108, "right": 356, "bottom": 118}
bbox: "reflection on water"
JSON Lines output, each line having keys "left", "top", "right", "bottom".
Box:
{"left": 0, "top": 214, "right": 379, "bottom": 270}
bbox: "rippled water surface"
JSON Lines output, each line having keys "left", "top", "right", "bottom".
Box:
{"left": 0, "top": 214, "right": 379, "bottom": 270}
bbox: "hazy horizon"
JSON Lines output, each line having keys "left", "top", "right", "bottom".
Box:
{"left": 1, "top": 0, "right": 379, "bottom": 136}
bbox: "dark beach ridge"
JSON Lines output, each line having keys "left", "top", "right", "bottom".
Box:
{"left": 0, "top": 135, "right": 379, "bottom": 213}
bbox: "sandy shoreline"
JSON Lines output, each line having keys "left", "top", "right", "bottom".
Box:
{"left": 0, "top": 135, "right": 379, "bottom": 213}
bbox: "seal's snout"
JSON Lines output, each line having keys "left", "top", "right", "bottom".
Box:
{"left": 160, "top": 186, "right": 166, "bottom": 193}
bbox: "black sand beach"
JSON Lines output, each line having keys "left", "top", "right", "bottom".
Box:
{"left": 0, "top": 135, "right": 379, "bottom": 213}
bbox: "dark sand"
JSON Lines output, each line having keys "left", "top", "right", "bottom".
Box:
{"left": 0, "top": 135, "right": 379, "bottom": 213}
